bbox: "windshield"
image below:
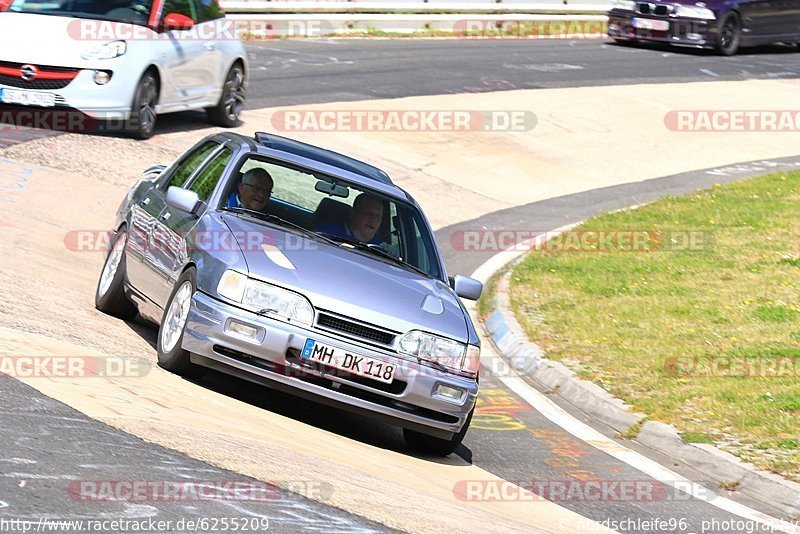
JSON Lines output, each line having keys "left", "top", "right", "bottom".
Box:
{"left": 7, "top": 0, "right": 154, "bottom": 23}
{"left": 220, "top": 156, "right": 444, "bottom": 280}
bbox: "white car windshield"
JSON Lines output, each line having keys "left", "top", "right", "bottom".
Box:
{"left": 7, "top": 0, "right": 154, "bottom": 24}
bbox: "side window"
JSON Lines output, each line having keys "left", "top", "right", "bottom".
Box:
{"left": 164, "top": 142, "right": 218, "bottom": 190}
{"left": 194, "top": 0, "right": 224, "bottom": 22}
{"left": 161, "top": 0, "right": 195, "bottom": 21}
{"left": 397, "top": 205, "right": 440, "bottom": 278}
{"left": 188, "top": 146, "right": 233, "bottom": 201}
{"left": 239, "top": 158, "right": 325, "bottom": 210}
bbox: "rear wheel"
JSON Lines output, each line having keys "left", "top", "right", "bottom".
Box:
{"left": 716, "top": 13, "right": 742, "bottom": 56}
{"left": 403, "top": 407, "right": 474, "bottom": 456}
{"left": 128, "top": 70, "right": 159, "bottom": 139}
{"left": 157, "top": 267, "right": 205, "bottom": 379}
{"left": 207, "top": 63, "right": 246, "bottom": 127}
{"left": 95, "top": 227, "right": 137, "bottom": 320}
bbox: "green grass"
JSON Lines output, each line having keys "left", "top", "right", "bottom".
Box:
{"left": 509, "top": 172, "right": 800, "bottom": 481}
{"left": 681, "top": 432, "right": 714, "bottom": 444}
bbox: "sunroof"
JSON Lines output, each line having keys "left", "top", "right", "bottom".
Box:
{"left": 255, "top": 132, "right": 393, "bottom": 185}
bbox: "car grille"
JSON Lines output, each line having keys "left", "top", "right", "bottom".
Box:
{"left": 0, "top": 61, "right": 79, "bottom": 90}
{"left": 316, "top": 311, "right": 397, "bottom": 347}
{"left": 636, "top": 2, "right": 672, "bottom": 15}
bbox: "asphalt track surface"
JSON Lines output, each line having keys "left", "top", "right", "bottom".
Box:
{"left": 3, "top": 38, "right": 800, "bottom": 145}
{"left": 2, "top": 39, "right": 800, "bottom": 532}
{"left": 244, "top": 39, "right": 800, "bottom": 108}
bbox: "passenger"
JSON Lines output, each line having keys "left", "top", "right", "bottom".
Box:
{"left": 317, "top": 193, "right": 384, "bottom": 244}
{"left": 227, "top": 168, "right": 273, "bottom": 211}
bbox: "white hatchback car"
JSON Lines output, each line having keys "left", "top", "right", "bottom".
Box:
{"left": 0, "top": 0, "right": 248, "bottom": 138}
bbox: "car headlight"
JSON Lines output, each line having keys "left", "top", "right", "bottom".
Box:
{"left": 611, "top": 0, "right": 636, "bottom": 10}
{"left": 217, "top": 270, "right": 314, "bottom": 326}
{"left": 398, "top": 330, "right": 479, "bottom": 375}
{"left": 675, "top": 5, "right": 716, "bottom": 19}
{"left": 81, "top": 40, "right": 127, "bottom": 60}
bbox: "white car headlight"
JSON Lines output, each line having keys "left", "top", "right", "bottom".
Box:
{"left": 399, "top": 330, "right": 478, "bottom": 375}
{"left": 675, "top": 5, "right": 716, "bottom": 19}
{"left": 612, "top": 0, "right": 636, "bottom": 10}
{"left": 217, "top": 270, "right": 314, "bottom": 326}
{"left": 81, "top": 40, "right": 127, "bottom": 60}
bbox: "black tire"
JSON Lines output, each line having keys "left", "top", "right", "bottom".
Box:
{"left": 157, "top": 267, "right": 205, "bottom": 379}
{"left": 404, "top": 406, "right": 474, "bottom": 456}
{"left": 716, "top": 13, "right": 742, "bottom": 56}
{"left": 128, "top": 70, "right": 159, "bottom": 139}
{"left": 207, "top": 63, "right": 246, "bottom": 128}
{"left": 95, "top": 227, "right": 137, "bottom": 320}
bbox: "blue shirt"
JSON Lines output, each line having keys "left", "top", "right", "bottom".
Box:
{"left": 226, "top": 191, "right": 242, "bottom": 209}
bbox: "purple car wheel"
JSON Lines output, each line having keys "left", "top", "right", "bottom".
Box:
{"left": 717, "top": 13, "right": 742, "bottom": 56}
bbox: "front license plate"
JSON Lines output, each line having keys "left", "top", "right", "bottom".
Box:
{"left": 631, "top": 17, "right": 669, "bottom": 31}
{"left": 301, "top": 339, "right": 396, "bottom": 384}
{"left": 0, "top": 88, "right": 56, "bottom": 107}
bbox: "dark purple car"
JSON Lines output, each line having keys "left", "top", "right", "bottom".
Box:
{"left": 608, "top": 0, "right": 800, "bottom": 55}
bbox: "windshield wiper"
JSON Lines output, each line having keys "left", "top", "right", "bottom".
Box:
{"left": 220, "top": 207, "right": 338, "bottom": 246}
{"left": 318, "top": 233, "right": 431, "bottom": 278}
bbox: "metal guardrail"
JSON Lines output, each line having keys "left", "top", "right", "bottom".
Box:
{"left": 220, "top": 1, "right": 612, "bottom": 14}
{"left": 219, "top": 0, "right": 611, "bottom": 36}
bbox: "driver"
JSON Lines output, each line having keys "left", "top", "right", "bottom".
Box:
{"left": 227, "top": 168, "right": 273, "bottom": 211}
{"left": 316, "top": 193, "right": 383, "bottom": 244}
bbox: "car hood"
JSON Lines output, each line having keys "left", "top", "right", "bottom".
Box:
{"left": 0, "top": 12, "right": 148, "bottom": 66}
{"left": 664, "top": 0, "right": 721, "bottom": 6}
{"left": 222, "top": 214, "right": 469, "bottom": 342}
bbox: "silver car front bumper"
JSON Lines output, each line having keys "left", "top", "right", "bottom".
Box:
{"left": 183, "top": 291, "right": 478, "bottom": 438}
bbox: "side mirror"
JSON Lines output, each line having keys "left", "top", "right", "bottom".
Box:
{"left": 163, "top": 13, "right": 194, "bottom": 31}
{"left": 141, "top": 164, "right": 166, "bottom": 181}
{"left": 165, "top": 186, "right": 200, "bottom": 215}
{"left": 315, "top": 180, "right": 349, "bottom": 198}
{"left": 450, "top": 275, "right": 483, "bottom": 301}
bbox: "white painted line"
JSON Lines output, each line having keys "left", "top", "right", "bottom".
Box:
{"left": 495, "top": 371, "right": 800, "bottom": 534}
{"left": 471, "top": 219, "right": 800, "bottom": 534}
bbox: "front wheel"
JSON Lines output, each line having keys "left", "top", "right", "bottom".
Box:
{"left": 403, "top": 407, "right": 474, "bottom": 456}
{"left": 157, "top": 267, "right": 205, "bottom": 379}
{"left": 716, "top": 13, "right": 742, "bottom": 56}
{"left": 128, "top": 71, "right": 159, "bottom": 139}
{"left": 207, "top": 63, "right": 246, "bottom": 127}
